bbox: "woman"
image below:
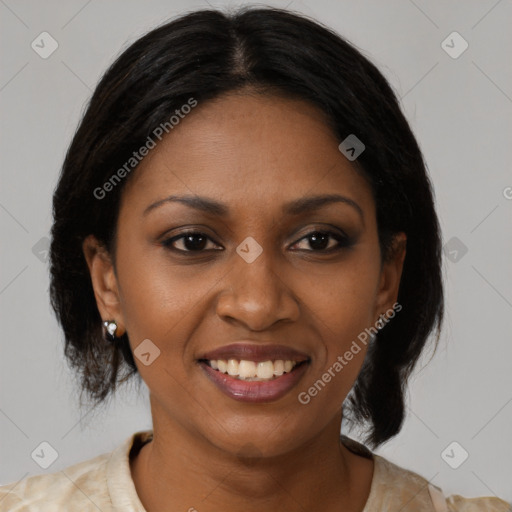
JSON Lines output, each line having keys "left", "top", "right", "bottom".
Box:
{"left": 0, "top": 6, "right": 509, "bottom": 511}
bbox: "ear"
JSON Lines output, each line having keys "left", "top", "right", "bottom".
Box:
{"left": 82, "top": 234, "right": 126, "bottom": 336}
{"left": 373, "top": 232, "right": 407, "bottom": 322}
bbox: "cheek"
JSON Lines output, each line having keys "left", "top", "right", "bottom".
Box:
{"left": 301, "top": 252, "right": 381, "bottom": 336}
{"left": 115, "top": 256, "right": 211, "bottom": 406}
{"left": 293, "top": 249, "right": 380, "bottom": 402}
{"left": 115, "top": 238, "right": 226, "bottom": 369}
{"left": 117, "top": 261, "right": 201, "bottom": 342}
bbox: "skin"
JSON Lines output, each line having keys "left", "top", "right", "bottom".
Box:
{"left": 83, "top": 91, "right": 406, "bottom": 512}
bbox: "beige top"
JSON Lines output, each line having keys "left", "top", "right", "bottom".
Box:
{"left": 0, "top": 430, "right": 510, "bottom": 511}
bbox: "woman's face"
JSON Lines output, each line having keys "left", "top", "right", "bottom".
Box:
{"left": 85, "top": 92, "right": 405, "bottom": 456}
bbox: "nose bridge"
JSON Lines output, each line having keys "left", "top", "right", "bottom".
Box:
{"left": 216, "top": 235, "right": 298, "bottom": 328}
{"left": 233, "top": 236, "right": 282, "bottom": 306}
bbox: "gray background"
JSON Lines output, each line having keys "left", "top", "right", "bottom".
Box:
{"left": 1, "top": 0, "right": 511, "bottom": 501}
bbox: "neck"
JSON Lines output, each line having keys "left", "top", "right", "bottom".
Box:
{"left": 130, "top": 399, "right": 373, "bottom": 512}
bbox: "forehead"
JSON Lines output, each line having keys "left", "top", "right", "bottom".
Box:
{"left": 120, "top": 92, "right": 374, "bottom": 220}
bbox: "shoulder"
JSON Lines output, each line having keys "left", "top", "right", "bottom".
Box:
{"left": 370, "top": 453, "right": 511, "bottom": 512}
{"left": 0, "top": 431, "right": 150, "bottom": 512}
{"left": 340, "top": 436, "right": 510, "bottom": 512}
{"left": 0, "top": 451, "right": 111, "bottom": 511}
{"left": 444, "top": 494, "right": 512, "bottom": 512}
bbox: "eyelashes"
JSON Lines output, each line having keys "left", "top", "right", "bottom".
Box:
{"left": 161, "top": 229, "right": 353, "bottom": 254}
{"left": 162, "top": 231, "right": 219, "bottom": 252}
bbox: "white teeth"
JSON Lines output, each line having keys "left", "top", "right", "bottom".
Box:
{"left": 206, "top": 358, "right": 300, "bottom": 380}
{"left": 256, "top": 361, "right": 274, "bottom": 379}
{"left": 273, "top": 360, "right": 284, "bottom": 376}
{"left": 238, "top": 360, "right": 257, "bottom": 378}
{"left": 227, "top": 359, "right": 239, "bottom": 376}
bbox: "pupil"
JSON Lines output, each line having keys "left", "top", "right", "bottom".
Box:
{"left": 185, "top": 234, "right": 207, "bottom": 251}
{"left": 309, "top": 232, "right": 329, "bottom": 250}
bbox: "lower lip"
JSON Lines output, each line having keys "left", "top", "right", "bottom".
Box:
{"left": 199, "top": 361, "right": 309, "bottom": 403}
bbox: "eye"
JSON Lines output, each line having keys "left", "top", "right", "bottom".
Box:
{"left": 291, "top": 230, "right": 351, "bottom": 252}
{"left": 161, "top": 229, "right": 352, "bottom": 254}
{"left": 161, "top": 231, "right": 221, "bottom": 252}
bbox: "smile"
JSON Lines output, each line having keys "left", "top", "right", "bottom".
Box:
{"left": 204, "top": 358, "right": 302, "bottom": 381}
{"left": 198, "top": 357, "right": 309, "bottom": 403}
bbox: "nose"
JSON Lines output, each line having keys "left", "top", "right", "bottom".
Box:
{"left": 215, "top": 246, "right": 300, "bottom": 331}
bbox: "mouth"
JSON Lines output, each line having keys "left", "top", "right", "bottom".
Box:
{"left": 196, "top": 343, "right": 311, "bottom": 403}
{"left": 199, "top": 358, "right": 309, "bottom": 381}
{"left": 198, "top": 359, "right": 310, "bottom": 403}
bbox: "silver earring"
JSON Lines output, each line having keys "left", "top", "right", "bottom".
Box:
{"left": 376, "top": 315, "right": 386, "bottom": 330}
{"left": 103, "top": 320, "right": 118, "bottom": 342}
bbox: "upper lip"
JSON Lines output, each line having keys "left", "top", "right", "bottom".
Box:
{"left": 198, "top": 343, "right": 310, "bottom": 363}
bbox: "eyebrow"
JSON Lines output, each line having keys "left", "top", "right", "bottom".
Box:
{"left": 143, "top": 193, "right": 364, "bottom": 223}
